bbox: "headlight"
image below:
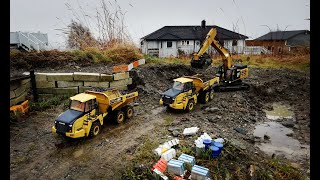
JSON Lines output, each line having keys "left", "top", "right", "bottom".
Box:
{"left": 69, "top": 124, "right": 72, "bottom": 127}
{"left": 54, "top": 121, "right": 56, "bottom": 124}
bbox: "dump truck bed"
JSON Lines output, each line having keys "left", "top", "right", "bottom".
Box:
{"left": 182, "top": 75, "right": 219, "bottom": 93}
{"left": 85, "top": 90, "right": 138, "bottom": 114}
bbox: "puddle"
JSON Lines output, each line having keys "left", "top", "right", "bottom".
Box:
{"left": 73, "top": 148, "right": 84, "bottom": 158}
{"left": 151, "top": 106, "right": 166, "bottom": 115}
{"left": 254, "top": 121, "right": 309, "bottom": 161}
{"left": 263, "top": 102, "right": 294, "bottom": 120}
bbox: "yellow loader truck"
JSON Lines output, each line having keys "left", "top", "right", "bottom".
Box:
{"left": 159, "top": 75, "right": 219, "bottom": 111}
{"left": 52, "top": 88, "right": 138, "bottom": 138}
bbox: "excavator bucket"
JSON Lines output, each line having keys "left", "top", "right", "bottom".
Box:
{"left": 190, "top": 57, "right": 212, "bottom": 69}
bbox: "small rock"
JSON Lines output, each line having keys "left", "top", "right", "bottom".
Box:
{"left": 133, "top": 102, "right": 139, "bottom": 106}
{"left": 264, "top": 134, "right": 270, "bottom": 140}
{"left": 290, "top": 162, "right": 301, "bottom": 169}
{"left": 205, "top": 107, "right": 220, "bottom": 113}
{"left": 281, "top": 120, "right": 295, "bottom": 128}
{"left": 234, "top": 127, "right": 247, "bottom": 135}
{"left": 75, "top": 66, "right": 80, "bottom": 69}
{"left": 172, "top": 130, "right": 179, "bottom": 137}
{"left": 168, "top": 127, "right": 179, "bottom": 132}
{"left": 293, "top": 124, "right": 300, "bottom": 129}
{"left": 286, "top": 133, "right": 293, "bottom": 137}
{"left": 230, "top": 139, "right": 246, "bottom": 150}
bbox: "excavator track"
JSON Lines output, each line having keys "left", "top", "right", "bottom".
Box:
{"left": 214, "top": 82, "right": 250, "bottom": 92}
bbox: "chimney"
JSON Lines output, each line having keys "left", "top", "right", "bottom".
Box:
{"left": 201, "top": 20, "right": 206, "bottom": 29}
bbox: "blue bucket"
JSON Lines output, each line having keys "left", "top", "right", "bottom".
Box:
{"left": 213, "top": 142, "right": 223, "bottom": 154}
{"left": 203, "top": 139, "right": 212, "bottom": 151}
{"left": 209, "top": 146, "right": 220, "bottom": 158}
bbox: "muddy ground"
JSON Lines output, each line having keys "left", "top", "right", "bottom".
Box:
{"left": 10, "top": 64, "right": 310, "bottom": 179}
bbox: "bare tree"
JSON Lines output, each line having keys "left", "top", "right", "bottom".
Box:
{"left": 66, "top": 21, "right": 97, "bottom": 50}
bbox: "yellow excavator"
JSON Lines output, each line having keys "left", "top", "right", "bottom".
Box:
{"left": 190, "top": 28, "right": 249, "bottom": 91}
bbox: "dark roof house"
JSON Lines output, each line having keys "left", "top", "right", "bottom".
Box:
{"left": 142, "top": 25, "right": 248, "bottom": 42}
{"left": 255, "top": 30, "right": 310, "bottom": 46}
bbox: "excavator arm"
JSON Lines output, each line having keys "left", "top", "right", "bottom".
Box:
{"left": 191, "top": 28, "right": 233, "bottom": 70}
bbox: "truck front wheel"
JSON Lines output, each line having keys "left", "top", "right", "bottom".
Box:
{"left": 115, "top": 110, "right": 125, "bottom": 124}
{"left": 186, "top": 99, "right": 195, "bottom": 112}
{"left": 90, "top": 121, "right": 101, "bottom": 137}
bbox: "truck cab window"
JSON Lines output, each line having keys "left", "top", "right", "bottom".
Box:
{"left": 70, "top": 100, "right": 85, "bottom": 112}
{"left": 173, "top": 81, "right": 184, "bottom": 91}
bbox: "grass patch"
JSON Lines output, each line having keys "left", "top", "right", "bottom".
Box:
{"left": 29, "top": 95, "right": 69, "bottom": 111}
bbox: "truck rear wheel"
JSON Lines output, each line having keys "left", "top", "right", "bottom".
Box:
{"left": 209, "top": 90, "right": 214, "bottom": 100}
{"left": 115, "top": 110, "right": 125, "bottom": 124}
{"left": 125, "top": 105, "right": 134, "bottom": 119}
{"left": 186, "top": 99, "right": 195, "bottom": 112}
{"left": 204, "top": 91, "right": 210, "bottom": 103}
{"left": 89, "top": 121, "right": 101, "bottom": 137}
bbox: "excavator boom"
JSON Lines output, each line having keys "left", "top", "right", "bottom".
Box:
{"left": 191, "top": 28, "right": 232, "bottom": 70}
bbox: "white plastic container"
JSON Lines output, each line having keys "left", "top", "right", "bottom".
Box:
{"left": 183, "top": 127, "right": 199, "bottom": 135}
{"left": 178, "top": 153, "right": 196, "bottom": 167}
{"left": 167, "top": 159, "right": 185, "bottom": 176}
{"left": 161, "top": 148, "right": 176, "bottom": 161}
{"left": 191, "top": 165, "right": 210, "bottom": 180}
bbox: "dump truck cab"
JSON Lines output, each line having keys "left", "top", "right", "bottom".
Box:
{"left": 52, "top": 88, "right": 138, "bottom": 138}
{"left": 160, "top": 77, "right": 197, "bottom": 111}
{"left": 52, "top": 93, "right": 104, "bottom": 138}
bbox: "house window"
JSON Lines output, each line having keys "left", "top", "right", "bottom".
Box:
{"left": 181, "top": 41, "right": 185, "bottom": 45}
{"left": 160, "top": 42, "right": 162, "bottom": 48}
{"left": 167, "top": 41, "right": 172, "bottom": 48}
{"left": 187, "top": 41, "right": 189, "bottom": 45}
{"left": 232, "top": 40, "right": 237, "bottom": 46}
{"left": 140, "top": 41, "right": 143, "bottom": 46}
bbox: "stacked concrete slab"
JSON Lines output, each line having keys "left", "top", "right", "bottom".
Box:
{"left": 10, "top": 78, "right": 31, "bottom": 106}
{"left": 35, "top": 72, "right": 132, "bottom": 95}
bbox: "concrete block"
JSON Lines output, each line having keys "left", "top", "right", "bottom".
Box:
{"left": 10, "top": 81, "right": 20, "bottom": 91}
{"left": 21, "top": 78, "right": 31, "bottom": 85}
{"left": 57, "top": 81, "right": 84, "bottom": 88}
{"left": 84, "top": 81, "right": 109, "bottom": 88}
{"left": 36, "top": 81, "right": 56, "bottom": 88}
{"left": 10, "top": 91, "right": 16, "bottom": 99}
{"left": 100, "top": 74, "right": 114, "bottom": 82}
{"left": 37, "top": 87, "right": 79, "bottom": 95}
{"left": 128, "top": 78, "right": 132, "bottom": 85}
{"left": 79, "top": 86, "right": 93, "bottom": 93}
{"left": 73, "top": 72, "right": 100, "bottom": 81}
{"left": 46, "top": 73, "right": 74, "bottom": 81}
{"left": 14, "top": 86, "right": 27, "bottom": 97}
{"left": 111, "top": 86, "right": 128, "bottom": 91}
{"left": 113, "top": 72, "right": 129, "bottom": 81}
{"left": 54, "top": 87, "right": 79, "bottom": 95}
{"left": 110, "top": 79, "right": 131, "bottom": 87}
{"left": 10, "top": 91, "right": 27, "bottom": 106}
{"left": 37, "top": 88, "right": 55, "bottom": 94}
{"left": 35, "top": 73, "right": 48, "bottom": 81}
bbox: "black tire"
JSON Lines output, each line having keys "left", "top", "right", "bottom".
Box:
{"left": 124, "top": 105, "right": 134, "bottom": 119}
{"left": 89, "top": 121, "right": 101, "bottom": 137}
{"left": 186, "top": 99, "right": 195, "bottom": 112}
{"left": 199, "top": 91, "right": 210, "bottom": 104}
{"left": 114, "top": 110, "right": 125, "bottom": 124}
{"left": 209, "top": 89, "right": 214, "bottom": 100}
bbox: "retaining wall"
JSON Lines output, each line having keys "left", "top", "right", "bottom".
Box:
{"left": 10, "top": 71, "right": 133, "bottom": 106}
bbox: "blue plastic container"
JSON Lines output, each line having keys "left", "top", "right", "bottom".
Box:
{"left": 209, "top": 146, "right": 220, "bottom": 158}
{"left": 213, "top": 142, "right": 223, "bottom": 154}
{"left": 203, "top": 139, "right": 212, "bottom": 150}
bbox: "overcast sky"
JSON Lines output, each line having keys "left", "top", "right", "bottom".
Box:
{"left": 10, "top": 0, "right": 310, "bottom": 49}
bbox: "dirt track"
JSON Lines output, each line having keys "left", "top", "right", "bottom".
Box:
{"left": 10, "top": 64, "right": 310, "bottom": 179}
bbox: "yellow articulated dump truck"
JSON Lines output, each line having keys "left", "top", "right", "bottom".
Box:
{"left": 52, "top": 88, "right": 138, "bottom": 138}
{"left": 159, "top": 75, "right": 219, "bottom": 112}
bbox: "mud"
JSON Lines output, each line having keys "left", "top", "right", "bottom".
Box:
{"left": 10, "top": 64, "right": 310, "bottom": 179}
